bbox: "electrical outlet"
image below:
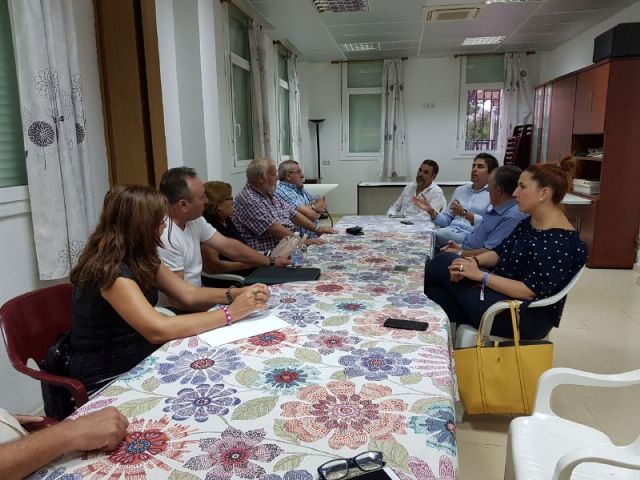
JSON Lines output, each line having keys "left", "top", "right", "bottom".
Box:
{"left": 422, "top": 102, "right": 435, "bottom": 109}
{"left": 322, "top": 160, "right": 331, "bottom": 165}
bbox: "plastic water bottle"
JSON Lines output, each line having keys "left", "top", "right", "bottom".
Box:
{"left": 290, "top": 232, "right": 304, "bottom": 267}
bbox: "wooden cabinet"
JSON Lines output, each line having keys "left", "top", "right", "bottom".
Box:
{"left": 546, "top": 75, "right": 576, "bottom": 163}
{"left": 573, "top": 63, "right": 609, "bottom": 134}
{"left": 534, "top": 58, "right": 640, "bottom": 268}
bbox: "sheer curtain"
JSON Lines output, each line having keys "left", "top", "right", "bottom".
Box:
{"left": 248, "top": 20, "right": 271, "bottom": 158}
{"left": 380, "top": 59, "right": 407, "bottom": 178}
{"left": 497, "top": 52, "right": 534, "bottom": 162}
{"left": 9, "top": 0, "right": 95, "bottom": 280}
{"left": 287, "top": 54, "right": 303, "bottom": 164}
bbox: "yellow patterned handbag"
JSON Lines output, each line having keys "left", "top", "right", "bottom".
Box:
{"left": 454, "top": 300, "right": 553, "bottom": 415}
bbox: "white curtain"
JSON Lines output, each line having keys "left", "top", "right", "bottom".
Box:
{"left": 496, "top": 52, "right": 534, "bottom": 163}
{"left": 287, "top": 54, "right": 303, "bottom": 165}
{"left": 248, "top": 20, "right": 271, "bottom": 158}
{"left": 380, "top": 59, "right": 407, "bottom": 178}
{"left": 9, "top": 0, "right": 95, "bottom": 280}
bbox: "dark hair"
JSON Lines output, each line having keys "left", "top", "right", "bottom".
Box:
{"left": 525, "top": 155, "right": 578, "bottom": 204}
{"left": 203, "top": 181, "right": 232, "bottom": 221}
{"left": 492, "top": 165, "right": 522, "bottom": 196}
{"left": 421, "top": 159, "right": 439, "bottom": 176}
{"left": 475, "top": 152, "right": 499, "bottom": 173}
{"left": 70, "top": 185, "right": 167, "bottom": 290}
{"left": 159, "top": 167, "right": 197, "bottom": 204}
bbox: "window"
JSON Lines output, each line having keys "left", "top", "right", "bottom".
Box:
{"left": 459, "top": 55, "right": 504, "bottom": 153}
{"left": 0, "top": 0, "right": 27, "bottom": 188}
{"left": 228, "top": 5, "right": 253, "bottom": 166}
{"left": 341, "top": 61, "right": 383, "bottom": 159}
{"left": 276, "top": 46, "right": 291, "bottom": 160}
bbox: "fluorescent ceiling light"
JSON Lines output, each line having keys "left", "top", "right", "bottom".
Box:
{"left": 462, "top": 36, "right": 506, "bottom": 45}
{"left": 342, "top": 42, "right": 380, "bottom": 51}
{"left": 312, "top": 0, "right": 369, "bottom": 13}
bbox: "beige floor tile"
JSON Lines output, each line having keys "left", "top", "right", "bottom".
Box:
{"left": 456, "top": 414, "right": 512, "bottom": 446}
{"left": 457, "top": 442, "right": 507, "bottom": 480}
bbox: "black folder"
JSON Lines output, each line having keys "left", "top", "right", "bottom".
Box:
{"left": 243, "top": 267, "right": 321, "bottom": 285}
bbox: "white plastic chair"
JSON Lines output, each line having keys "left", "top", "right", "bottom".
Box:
{"left": 455, "top": 266, "right": 586, "bottom": 348}
{"left": 505, "top": 367, "right": 640, "bottom": 479}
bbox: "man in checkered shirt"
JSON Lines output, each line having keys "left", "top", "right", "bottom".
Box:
{"left": 233, "top": 159, "right": 337, "bottom": 252}
{"left": 274, "top": 160, "right": 327, "bottom": 238}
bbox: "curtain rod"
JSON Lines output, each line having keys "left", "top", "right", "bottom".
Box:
{"left": 330, "top": 57, "right": 408, "bottom": 64}
{"left": 453, "top": 51, "right": 535, "bottom": 58}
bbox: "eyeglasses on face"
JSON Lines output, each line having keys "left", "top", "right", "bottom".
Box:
{"left": 318, "top": 451, "right": 385, "bottom": 480}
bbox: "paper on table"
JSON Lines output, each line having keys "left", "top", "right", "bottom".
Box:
{"left": 198, "top": 311, "right": 290, "bottom": 347}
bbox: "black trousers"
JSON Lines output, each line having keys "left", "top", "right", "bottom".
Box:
{"left": 424, "top": 252, "right": 553, "bottom": 340}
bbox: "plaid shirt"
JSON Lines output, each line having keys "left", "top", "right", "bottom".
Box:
{"left": 232, "top": 184, "right": 297, "bottom": 252}
{"left": 274, "top": 181, "right": 319, "bottom": 237}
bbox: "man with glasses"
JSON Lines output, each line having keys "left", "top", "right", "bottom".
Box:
{"left": 275, "top": 160, "right": 327, "bottom": 237}
{"left": 386, "top": 159, "right": 447, "bottom": 218}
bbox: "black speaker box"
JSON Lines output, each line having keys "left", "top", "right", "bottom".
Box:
{"left": 593, "top": 23, "right": 640, "bottom": 63}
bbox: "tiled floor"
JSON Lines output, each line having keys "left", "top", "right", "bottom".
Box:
{"left": 456, "top": 267, "right": 640, "bottom": 479}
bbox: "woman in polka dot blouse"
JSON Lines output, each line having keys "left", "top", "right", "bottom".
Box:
{"left": 425, "top": 156, "right": 587, "bottom": 340}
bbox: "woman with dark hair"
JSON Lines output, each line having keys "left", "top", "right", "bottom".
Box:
{"left": 69, "top": 185, "right": 270, "bottom": 393}
{"left": 425, "top": 156, "right": 587, "bottom": 340}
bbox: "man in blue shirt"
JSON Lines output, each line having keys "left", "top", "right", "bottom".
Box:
{"left": 275, "top": 160, "right": 327, "bottom": 237}
{"left": 413, "top": 153, "right": 499, "bottom": 247}
{"left": 441, "top": 165, "right": 527, "bottom": 257}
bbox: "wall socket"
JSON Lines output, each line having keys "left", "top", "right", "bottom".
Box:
{"left": 422, "top": 102, "right": 435, "bottom": 109}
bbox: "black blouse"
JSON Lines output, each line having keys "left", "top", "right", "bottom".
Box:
{"left": 493, "top": 217, "right": 588, "bottom": 326}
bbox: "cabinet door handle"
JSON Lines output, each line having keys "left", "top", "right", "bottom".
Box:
{"left": 587, "top": 91, "right": 593, "bottom": 113}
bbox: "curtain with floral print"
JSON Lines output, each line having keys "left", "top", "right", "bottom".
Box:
{"left": 9, "top": 0, "right": 95, "bottom": 280}
{"left": 248, "top": 20, "right": 271, "bottom": 158}
{"left": 496, "top": 52, "right": 534, "bottom": 162}
{"left": 380, "top": 59, "right": 407, "bottom": 178}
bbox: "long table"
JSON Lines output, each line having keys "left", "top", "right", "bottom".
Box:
{"left": 33, "top": 217, "right": 458, "bottom": 480}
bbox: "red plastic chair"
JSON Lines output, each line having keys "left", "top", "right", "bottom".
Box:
{"left": 0, "top": 284, "right": 88, "bottom": 411}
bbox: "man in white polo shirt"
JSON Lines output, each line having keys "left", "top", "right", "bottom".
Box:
{"left": 386, "top": 159, "right": 447, "bottom": 218}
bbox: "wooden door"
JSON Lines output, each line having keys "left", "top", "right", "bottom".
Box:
{"left": 94, "top": 0, "right": 167, "bottom": 187}
{"left": 573, "top": 63, "right": 609, "bottom": 134}
{"left": 546, "top": 74, "right": 576, "bottom": 163}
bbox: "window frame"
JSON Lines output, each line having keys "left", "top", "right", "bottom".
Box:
{"left": 275, "top": 46, "right": 292, "bottom": 162}
{"left": 457, "top": 56, "right": 503, "bottom": 156}
{"left": 340, "top": 62, "right": 382, "bottom": 161}
{"left": 226, "top": 6, "right": 254, "bottom": 172}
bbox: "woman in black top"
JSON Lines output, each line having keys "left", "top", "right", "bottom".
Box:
{"left": 69, "top": 185, "right": 270, "bottom": 394}
{"left": 425, "top": 156, "right": 587, "bottom": 339}
{"left": 202, "top": 181, "right": 257, "bottom": 280}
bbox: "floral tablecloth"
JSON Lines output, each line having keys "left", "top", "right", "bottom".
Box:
{"left": 34, "top": 218, "right": 457, "bottom": 480}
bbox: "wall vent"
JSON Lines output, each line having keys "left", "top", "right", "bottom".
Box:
{"left": 422, "top": 5, "right": 481, "bottom": 22}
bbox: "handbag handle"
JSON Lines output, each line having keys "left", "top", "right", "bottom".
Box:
{"left": 508, "top": 300, "right": 532, "bottom": 413}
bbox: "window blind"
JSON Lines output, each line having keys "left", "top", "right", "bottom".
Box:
{"left": 0, "top": 0, "right": 27, "bottom": 187}
{"left": 349, "top": 93, "right": 381, "bottom": 153}
{"left": 465, "top": 54, "right": 504, "bottom": 84}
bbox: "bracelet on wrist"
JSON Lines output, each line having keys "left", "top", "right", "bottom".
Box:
{"left": 269, "top": 256, "right": 275, "bottom": 267}
{"left": 472, "top": 256, "right": 480, "bottom": 268}
{"left": 220, "top": 305, "right": 233, "bottom": 326}
{"left": 225, "top": 286, "right": 236, "bottom": 304}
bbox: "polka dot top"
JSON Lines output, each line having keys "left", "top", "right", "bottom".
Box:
{"left": 492, "top": 217, "right": 588, "bottom": 327}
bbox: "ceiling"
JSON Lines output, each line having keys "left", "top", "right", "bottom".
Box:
{"left": 241, "top": 0, "right": 639, "bottom": 61}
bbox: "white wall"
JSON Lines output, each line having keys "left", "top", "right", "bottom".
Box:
{"left": 300, "top": 56, "right": 540, "bottom": 214}
{"left": 539, "top": 1, "right": 640, "bottom": 83}
{"left": 0, "top": 0, "right": 110, "bottom": 413}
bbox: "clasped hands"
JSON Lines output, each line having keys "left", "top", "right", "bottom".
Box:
{"left": 448, "top": 256, "right": 482, "bottom": 283}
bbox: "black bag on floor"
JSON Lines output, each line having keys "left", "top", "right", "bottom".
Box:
{"left": 39, "top": 331, "right": 75, "bottom": 419}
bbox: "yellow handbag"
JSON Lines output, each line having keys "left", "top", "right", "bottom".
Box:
{"left": 454, "top": 301, "right": 553, "bottom": 415}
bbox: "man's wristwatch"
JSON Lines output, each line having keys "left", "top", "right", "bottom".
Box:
{"left": 269, "top": 256, "right": 275, "bottom": 267}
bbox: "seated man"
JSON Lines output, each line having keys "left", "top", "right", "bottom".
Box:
{"left": 274, "top": 160, "right": 326, "bottom": 237}
{"left": 233, "top": 158, "right": 337, "bottom": 252}
{"left": 440, "top": 165, "right": 527, "bottom": 257}
{"left": 386, "top": 159, "right": 446, "bottom": 217}
{"left": 158, "top": 167, "right": 288, "bottom": 308}
{"left": 413, "top": 152, "right": 498, "bottom": 247}
{"left": 0, "top": 407, "right": 127, "bottom": 480}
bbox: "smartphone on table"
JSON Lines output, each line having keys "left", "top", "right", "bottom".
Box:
{"left": 383, "top": 318, "right": 429, "bottom": 331}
